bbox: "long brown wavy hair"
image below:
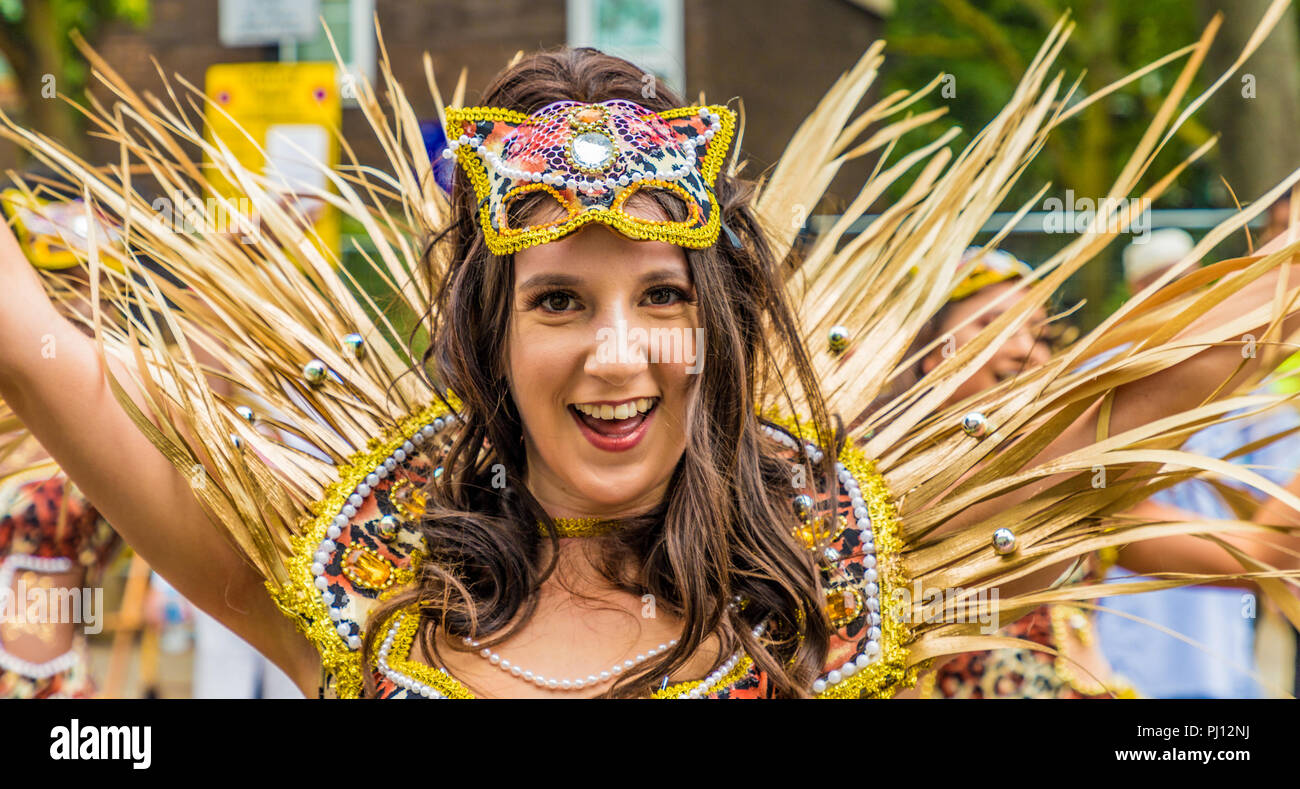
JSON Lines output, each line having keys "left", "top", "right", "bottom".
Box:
{"left": 363, "top": 47, "right": 840, "bottom": 698}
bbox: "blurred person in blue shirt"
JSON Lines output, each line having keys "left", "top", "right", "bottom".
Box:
{"left": 1095, "top": 228, "right": 1300, "bottom": 698}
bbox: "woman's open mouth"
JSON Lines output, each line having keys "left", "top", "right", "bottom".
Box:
{"left": 569, "top": 397, "right": 658, "bottom": 452}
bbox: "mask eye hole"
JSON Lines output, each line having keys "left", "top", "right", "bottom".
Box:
{"left": 619, "top": 185, "right": 695, "bottom": 225}
{"left": 502, "top": 186, "right": 573, "bottom": 231}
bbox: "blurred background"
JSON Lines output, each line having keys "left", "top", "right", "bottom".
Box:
{"left": 0, "top": 0, "right": 1294, "bottom": 324}
{"left": 1, "top": 0, "right": 1297, "bottom": 697}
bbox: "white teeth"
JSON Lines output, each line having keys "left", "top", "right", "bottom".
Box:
{"left": 573, "top": 398, "right": 657, "bottom": 420}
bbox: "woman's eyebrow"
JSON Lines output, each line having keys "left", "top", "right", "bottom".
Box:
{"left": 639, "top": 267, "right": 691, "bottom": 285}
{"left": 517, "top": 272, "right": 582, "bottom": 290}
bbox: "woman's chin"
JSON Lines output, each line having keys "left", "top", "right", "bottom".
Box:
{"left": 569, "top": 485, "right": 657, "bottom": 515}
{"left": 561, "top": 466, "right": 666, "bottom": 516}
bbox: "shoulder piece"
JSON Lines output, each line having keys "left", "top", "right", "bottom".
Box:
{"left": 271, "top": 400, "right": 459, "bottom": 699}
{"left": 759, "top": 413, "right": 916, "bottom": 698}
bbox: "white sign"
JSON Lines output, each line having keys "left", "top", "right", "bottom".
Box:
{"left": 220, "top": 0, "right": 321, "bottom": 47}
{"left": 567, "top": 0, "right": 685, "bottom": 95}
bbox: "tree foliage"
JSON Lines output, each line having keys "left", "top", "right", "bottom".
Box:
{"left": 882, "top": 0, "right": 1210, "bottom": 208}
{"left": 0, "top": 0, "right": 151, "bottom": 155}
{"left": 878, "top": 0, "right": 1296, "bottom": 326}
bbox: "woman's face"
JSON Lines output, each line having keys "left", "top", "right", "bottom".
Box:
{"left": 506, "top": 217, "right": 701, "bottom": 518}
{"left": 923, "top": 280, "right": 1051, "bottom": 406}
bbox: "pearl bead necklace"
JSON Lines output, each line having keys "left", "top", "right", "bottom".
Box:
{"left": 462, "top": 634, "right": 679, "bottom": 692}
{"left": 459, "top": 594, "right": 748, "bottom": 694}
{"left": 679, "top": 620, "right": 767, "bottom": 699}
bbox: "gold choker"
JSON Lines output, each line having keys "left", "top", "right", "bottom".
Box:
{"left": 540, "top": 517, "right": 617, "bottom": 538}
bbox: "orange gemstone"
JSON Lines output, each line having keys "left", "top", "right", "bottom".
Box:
{"left": 792, "top": 517, "right": 831, "bottom": 550}
{"left": 794, "top": 525, "right": 820, "bottom": 550}
{"left": 342, "top": 547, "right": 394, "bottom": 590}
{"left": 388, "top": 478, "right": 428, "bottom": 521}
{"left": 824, "top": 584, "right": 864, "bottom": 627}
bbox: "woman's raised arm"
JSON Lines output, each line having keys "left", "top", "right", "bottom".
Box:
{"left": 0, "top": 220, "right": 318, "bottom": 693}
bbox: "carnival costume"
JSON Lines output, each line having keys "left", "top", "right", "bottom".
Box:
{"left": 3, "top": 14, "right": 1300, "bottom": 699}
{"left": 0, "top": 421, "right": 118, "bottom": 698}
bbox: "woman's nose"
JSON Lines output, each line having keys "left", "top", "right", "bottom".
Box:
{"left": 585, "top": 310, "right": 650, "bottom": 385}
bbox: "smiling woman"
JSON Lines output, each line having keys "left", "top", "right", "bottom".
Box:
{"left": 368, "top": 53, "right": 839, "bottom": 698}
{"left": 2, "top": 14, "right": 1300, "bottom": 700}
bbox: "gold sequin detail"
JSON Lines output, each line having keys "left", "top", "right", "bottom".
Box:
{"left": 388, "top": 478, "right": 428, "bottom": 521}
{"left": 498, "top": 182, "right": 580, "bottom": 235}
{"left": 569, "top": 104, "right": 609, "bottom": 128}
{"left": 341, "top": 546, "right": 396, "bottom": 591}
{"left": 540, "top": 517, "right": 617, "bottom": 538}
{"left": 652, "top": 656, "right": 756, "bottom": 699}
{"left": 792, "top": 517, "right": 834, "bottom": 551}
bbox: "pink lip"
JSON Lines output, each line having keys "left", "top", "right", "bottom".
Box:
{"left": 569, "top": 404, "right": 655, "bottom": 452}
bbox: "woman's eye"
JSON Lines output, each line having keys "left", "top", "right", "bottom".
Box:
{"left": 535, "top": 291, "right": 578, "bottom": 313}
{"left": 644, "top": 286, "right": 689, "bottom": 306}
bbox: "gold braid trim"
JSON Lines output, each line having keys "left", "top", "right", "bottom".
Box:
{"left": 542, "top": 517, "right": 618, "bottom": 538}
{"left": 375, "top": 605, "right": 476, "bottom": 700}
{"left": 269, "top": 396, "right": 459, "bottom": 700}
{"left": 821, "top": 442, "right": 915, "bottom": 698}
{"left": 651, "top": 656, "right": 757, "bottom": 699}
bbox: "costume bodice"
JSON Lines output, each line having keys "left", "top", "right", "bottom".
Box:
{"left": 270, "top": 405, "right": 915, "bottom": 698}
{"left": 0, "top": 472, "right": 116, "bottom": 697}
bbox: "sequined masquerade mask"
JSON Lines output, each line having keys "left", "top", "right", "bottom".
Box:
{"left": 949, "top": 247, "right": 1033, "bottom": 302}
{"left": 443, "top": 99, "right": 737, "bottom": 255}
